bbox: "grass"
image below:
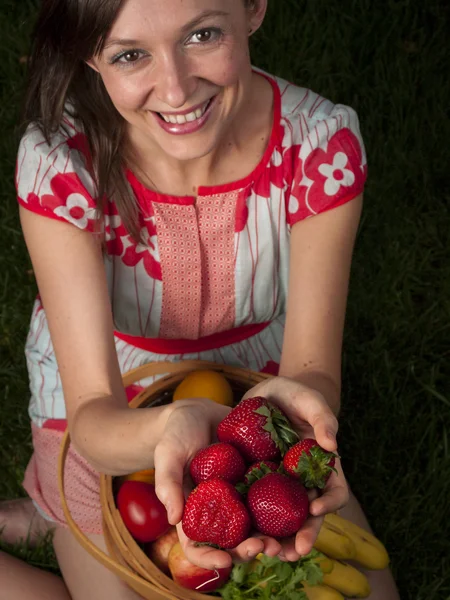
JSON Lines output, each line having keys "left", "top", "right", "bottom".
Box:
{"left": 0, "top": 0, "right": 449, "bottom": 598}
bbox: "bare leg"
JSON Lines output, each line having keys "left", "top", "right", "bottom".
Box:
{"left": 338, "top": 491, "right": 400, "bottom": 600}
{"left": 52, "top": 527, "right": 146, "bottom": 600}
{"left": 0, "top": 550, "right": 70, "bottom": 600}
{"left": 0, "top": 498, "right": 52, "bottom": 547}
{"left": 0, "top": 526, "right": 149, "bottom": 600}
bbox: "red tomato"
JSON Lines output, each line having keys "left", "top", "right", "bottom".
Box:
{"left": 117, "top": 480, "right": 170, "bottom": 543}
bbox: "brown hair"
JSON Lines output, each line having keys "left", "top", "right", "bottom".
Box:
{"left": 22, "top": 0, "right": 257, "bottom": 241}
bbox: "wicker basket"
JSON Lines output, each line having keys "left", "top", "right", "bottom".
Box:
{"left": 58, "top": 360, "right": 271, "bottom": 599}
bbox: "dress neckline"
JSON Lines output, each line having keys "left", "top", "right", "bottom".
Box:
{"left": 126, "top": 71, "right": 282, "bottom": 203}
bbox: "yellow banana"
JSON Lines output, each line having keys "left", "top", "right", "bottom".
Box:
{"left": 322, "top": 559, "right": 371, "bottom": 598}
{"left": 314, "top": 520, "right": 357, "bottom": 560}
{"left": 324, "top": 513, "right": 390, "bottom": 570}
{"left": 302, "top": 582, "right": 345, "bottom": 600}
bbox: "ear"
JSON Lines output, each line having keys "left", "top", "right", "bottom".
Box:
{"left": 247, "top": 0, "right": 268, "bottom": 35}
{"left": 85, "top": 58, "right": 100, "bottom": 73}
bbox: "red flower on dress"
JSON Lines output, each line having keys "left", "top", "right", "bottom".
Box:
{"left": 289, "top": 128, "right": 365, "bottom": 223}
{"left": 122, "top": 218, "right": 162, "bottom": 281}
{"left": 104, "top": 201, "right": 128, "bottom": 256}
{"left": 42, "top": 172, "right": 97, "bottom": 230}
{"left": 237, "top": 145, "right": 299, "bottom": 233}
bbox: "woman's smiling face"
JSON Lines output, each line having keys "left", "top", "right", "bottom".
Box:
{"left": 89, "top": 0, "right": 266, "bottom": 162}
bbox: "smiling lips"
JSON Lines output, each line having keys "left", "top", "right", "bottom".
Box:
{"left": 154, "top": 96, "right": 216, "bottom": 134}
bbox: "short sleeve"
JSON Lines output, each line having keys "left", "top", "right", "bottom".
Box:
{"left": 15, "top": 123, "right": 98, "bottom": 231}
{"left": 287, "top": 104, "right": 367, "bottom": 226}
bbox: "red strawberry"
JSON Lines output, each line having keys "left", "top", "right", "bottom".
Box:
{"left": 244, "top": 461, "right": 280, "bottom": 485}
{"left": 236, "top": 460, "right": 280, "bottom": 495}
{"left": 217, "top": 396, "right": 298, "bottom": 462}
{"left": 247, "top": 472, "right": 309, "bottom": 538}
{"left": 283, "top": 438, "right": 337, "bottom": 489}
{"left": 182, "top": 479, "right": 251, "bottom": 549}
{"left": 189, "top": 443, "right": 247, "bottom": 486}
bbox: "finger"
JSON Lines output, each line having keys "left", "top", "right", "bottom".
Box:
{"left": 306, "top": 404, "right": 339, "bottom": 452}
{"left": 258, "top": 536, "right": 282, "bottom": 558}
{"left": 176, "top": 523, "right": 232, "bottom": 570}
{"left": 154, "top": 444, "right": 185, "bottom": 524}
{"left": 309, "top": 460, "right": 349, "bottom": 516}
{"left": 228, "top": 537, "right": 265, "bottom": 562}
{"left": 269, "top": 381, "right": 339, "bottom": 452}
{"left": 310, "top": 483, "right": 349, "bottom": 516}
{"left": 295, "top": 514, "right": 324, "bottom": 555}
{"left": 278, "top": 536, "right": 301, "bottom": 562}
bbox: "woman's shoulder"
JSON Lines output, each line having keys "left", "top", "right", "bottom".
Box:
{"left": 17, "top": 110, "right": 91, "bottom": 178}
{"left": 259, "top": 69, "right": 363, "bottom": 147}
{"left": 254, "top": 70, "right": 368, "bottom": 224}
{"left": 274, "top": 72, "right": 358, "bottom": 121}
{"left": 16, "top": 111, "right": 98, "bottom": 230}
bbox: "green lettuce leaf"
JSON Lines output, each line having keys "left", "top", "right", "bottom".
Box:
{"left": 216, "top": 550, "right": 325, "bottom": 600}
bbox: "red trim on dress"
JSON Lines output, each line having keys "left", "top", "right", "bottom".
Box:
{"left": 18, "top": 196, "right": 67, "bottom": 222}
{"left": 114, "top": 321, "right": 271, "bottom": 354}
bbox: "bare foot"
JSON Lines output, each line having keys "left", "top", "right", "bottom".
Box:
{"left": 0, "top": 498, "right": 53, "bottom": 547}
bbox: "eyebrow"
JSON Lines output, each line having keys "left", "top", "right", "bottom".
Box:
{"left": 103, "top": 9, "right": 229, "bottom": 51}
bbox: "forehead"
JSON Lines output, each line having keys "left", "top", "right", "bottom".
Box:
{"left": 108, "top": 0, "right": 243, "bottom": 36}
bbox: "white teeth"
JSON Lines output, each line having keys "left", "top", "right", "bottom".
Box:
{"left": 159, "top": 99, "right": 211, "bottom": 125}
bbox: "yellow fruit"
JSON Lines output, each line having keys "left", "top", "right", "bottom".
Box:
{"left": 324, "top": 513, "right": 390, "bottom": 570}
{"left": 172, "top": 370, "right": 234, "bottom": 406}
{"left": 123, "top": 468, "right": 155, "bottom": 485}
{"left": 314, "top": 520, "right": 357, "bottom": 561}
{"left": 302, "top": 582, "right": 345, "bottom": 600}
{"left": 313, "top": 555, "right": 334, "bottom": 575}
{"left": 322, "top": 559, "right": 371, "bottom": 598}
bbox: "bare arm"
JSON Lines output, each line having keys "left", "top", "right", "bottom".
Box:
{"left": 19, "top": 206, "right": 173, "bottom": 474}
{"left": 280, "top": 195, "right": 364, "bottom": 416}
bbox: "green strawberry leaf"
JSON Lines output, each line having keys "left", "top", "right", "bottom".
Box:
{"left": 296, "top": 448, "right": 338, "bottom": 488}
{"left": 256, "top": 403, "right": 299, "bottom": 455}
{"left": 237, "top": 462, "right": 277, "bottom": 494}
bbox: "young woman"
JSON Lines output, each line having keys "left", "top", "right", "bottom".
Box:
{"left": 0, "top": 0, "right": 399, "bottom": 598}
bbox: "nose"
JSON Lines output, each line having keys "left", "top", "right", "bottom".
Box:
{"left": 153, "top": 52, "right": 196, "bottom": 109}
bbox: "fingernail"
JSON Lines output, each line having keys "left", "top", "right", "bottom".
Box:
{"left": 327, "top": 429, "right": 336, "bottom": 440}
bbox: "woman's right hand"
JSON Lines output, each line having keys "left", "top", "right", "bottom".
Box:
{"left": 153, "top": 399, "right": 282, "bottom": 570}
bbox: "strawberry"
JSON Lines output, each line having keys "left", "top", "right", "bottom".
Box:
{"left": 244, "top": 461, "right": 280, "bottom": 485}
{"left": 247, "top": 472, "right": 309, "bottom": 538}
{"left": 182, "top": 479, "right": 251, "bottom": 549}
{"left": 189, "top": 443, "right": 247, "bottom": 486}
{"left": 217, "top": 396, "right": 298, "bottom": 462}
{"left": 236, "top": 460, "right": 280, "bottom": 495}
{"left": 283, "top": 438, "right": 337, "bottom": 489}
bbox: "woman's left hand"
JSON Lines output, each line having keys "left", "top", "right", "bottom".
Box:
{"left": 236, "top": 375, "right": 349, "bottom": 562}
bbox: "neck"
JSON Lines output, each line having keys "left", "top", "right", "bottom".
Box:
{"left": 125, "top": 72, "right": 273, "bottom": 196}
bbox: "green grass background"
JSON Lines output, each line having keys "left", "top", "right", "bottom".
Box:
{"left": 1, "top": 0, "right": 449, "bottom": 598}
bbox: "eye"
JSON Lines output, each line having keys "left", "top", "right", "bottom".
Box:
{"left": 189, "top": 28, "right": 223, "bottom": 45}
{"left": 110, "top": 49, "right": 147, "bottom": 66}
